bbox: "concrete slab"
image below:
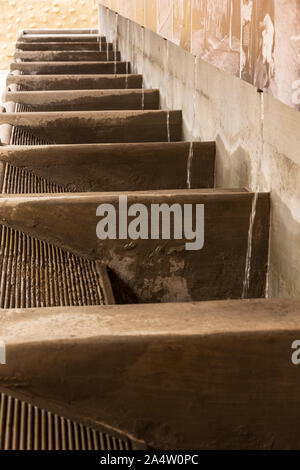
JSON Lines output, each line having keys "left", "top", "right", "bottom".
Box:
{"left": 21, "top": 29, "right": 99, "bottom": 35}
{"left": 0, "top": 190, "right": 269, "bottom": 303}
{"left": 0, "top": 110, "right": 182, "bottom": 144}
{"left": 20, "top": 34, "right": 103, "bottom": 42}
{"left": 0, "top": 142, "right": 215, "bottom": 191}
{"left": 14, "top": 51, "right": 121, "bottom": 62}
{"left": 10, "top": 61, "right": 130, "bottom": 75}
{"left": 102, "top": 9, "right": 300, "bottom": 301}
{"left": 4, "top": 89, "right": 160, "bottom": 112}
{"left": 1, "top": 298, "right": 300, "bottom": 449}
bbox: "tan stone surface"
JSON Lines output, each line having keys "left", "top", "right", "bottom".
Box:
{"left": 0, "top": 0, "right": 98, "bottom": 69}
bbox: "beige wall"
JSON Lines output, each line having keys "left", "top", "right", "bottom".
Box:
{"left": 0, "top": 0, "right": 98, "bottom": 69}
{"left": 98, "top": 0, "right": 300, "bottom": 111}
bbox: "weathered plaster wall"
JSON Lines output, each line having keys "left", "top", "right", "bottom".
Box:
{"left": 99, "top": 5, "right": 300, "bottom": 298}
{"left": 0, "top": 0, "right": 98, "bottom": 69}
{"left": 98, "top": 0, "right": 300, "bottom": 111}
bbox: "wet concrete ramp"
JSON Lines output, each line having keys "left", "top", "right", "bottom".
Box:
{"left": 0, "top": 223, "right": 114, "bottom": 308}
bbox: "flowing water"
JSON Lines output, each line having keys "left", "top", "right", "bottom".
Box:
{"left": 242, "top": 192, "right": 258, "bottom": 298}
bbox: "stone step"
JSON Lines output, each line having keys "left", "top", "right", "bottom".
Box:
{"left": 0, "top": 190, "right": 270, "bottom": 303}
{"left": 10, "top": 61, "right": 130, "bottom": 75}
{"left": 16, "top": 41, "right": 113, "bottom": 51}
{"left": 4, "top": 89, "right": 160, "bottom": 112}
{"left": 0, "top": 110, "right": 182, "bottom": 144}
{"left": 7, "top": 74, "right": 142, "bottom": 91}
{"left": 1, "top": 298, "right": 299, "bottom": 449}
{"left": 0, "top": 388, "right": 136, "bottom": 450}
{"left": 14, "top": 50, "right": 121, "bottom": 62}
{"left": 0, "top": 142, "right": 215, "bottom": 191}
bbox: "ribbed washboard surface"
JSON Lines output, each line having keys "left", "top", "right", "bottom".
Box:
{"left": 0, "top": 392, "right": 132, "bottom": 450}
{"left": 1, "top": 162, "right": 69, "bottom": 194}
{"left": 0, "top": 224, "right": 106, "bottom": 308}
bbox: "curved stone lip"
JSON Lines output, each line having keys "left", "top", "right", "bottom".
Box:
{"left": 10, "top": 61, "right": 128, "bottom": 67}
{"left": 0, "top": 141, "right": 215, "bottom": 150}
{"left": 4, "top": 88, "right": 158, "bottom": 97}
{"left": 7, "top": 73, "right": 141, "bottom": 82}
{"left": 0, "top": 189, "right": 269, "bottom": 304}
{"left": 15, "top": 42, "right": 113, "bottom": 52}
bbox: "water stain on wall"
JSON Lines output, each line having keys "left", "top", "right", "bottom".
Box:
{"left": 0, "top": 0, "right": 98, "bottom": 69}
{"left": 173, "top": 0, "right": 191, "bottom": 51}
